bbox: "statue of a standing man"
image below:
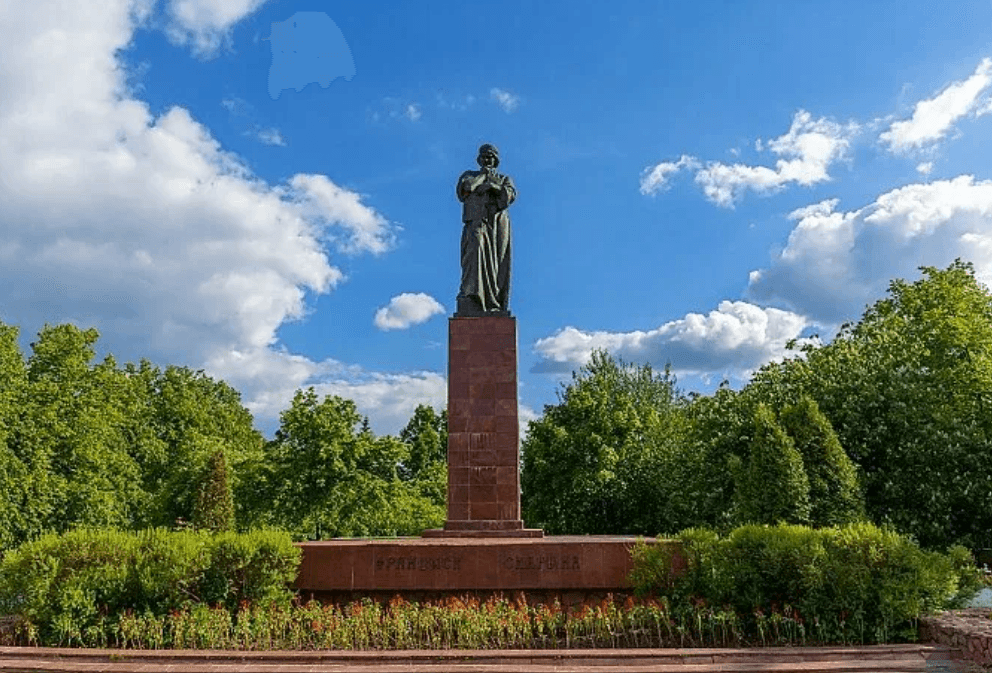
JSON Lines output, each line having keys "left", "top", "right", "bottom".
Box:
{"left": 456, "top": 143, "right": 516, "bottom": 316}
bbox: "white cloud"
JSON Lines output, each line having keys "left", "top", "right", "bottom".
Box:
{"left": 0, "top": 0, "right": 410, "bottom": 434}
{"left": 747, "top": 175, "right": 992, "bottom": 323}
{"left": 374, "top": 293, "right": 445, "bottom": 330}
{"left": 880, "top": 58, "right": 992, "bottom": 153}
{"left": 639, "top": 154, "right": 700, "bottom": 195}
{"left": 207, "top": 348, "right": 447, "bottom": 435}
{"left": 255, "top": 127, "right": 285, "bottom": 146}
{"left": 916, "top": 161, "right": 934, "bottom": 176}
{"left": 164, "top": 0, "right": 267, "bottom": 57}
{"left": 693, "top": 110, "right": 859, "bottom": 207}
{"left": 490, "top": 87, "right": 520, "bottom": 113}
{"left": 787, "top": 198, "right": 840, "bottom": 221}
{"left": 313, "top": 371, "right": 447, "bottom": 436}
{"left": 976, "top": 97, "right": 992, "bottom": 117}
{"left": 405, "top": 103, "right": 421, "bottom": 121}
{"left": 533, "top": 301, "right": 813, "bottom": 380}
{"left": 519, "top": 404, "right": 539, "bottom": 442}
{"left": 287, "top": 174, "right": 396, "bottom": 255}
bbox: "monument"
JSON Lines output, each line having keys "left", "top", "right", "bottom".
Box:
{"left": 294, "top": 144, "right": 683, "bottom": 604}
{"left": 421, "top": 143, "right": 539, "bottom": 538}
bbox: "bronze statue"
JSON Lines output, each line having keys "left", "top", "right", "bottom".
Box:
{"left": 456, "top": 143, "right": 516, "bottom": 316}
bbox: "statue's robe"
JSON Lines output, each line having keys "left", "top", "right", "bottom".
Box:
{"left": 456, "top": 170, "right": 516, "bottom": 313}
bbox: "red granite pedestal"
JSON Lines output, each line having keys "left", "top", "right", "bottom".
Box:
{"left": 293, "top": 314, "right": 685, "bottom": 604}
{"left": 423, "top": 316, "right": 541, "bottom": 537}
{"left": 295, "top": 536, "right": 684, "bottom": 605}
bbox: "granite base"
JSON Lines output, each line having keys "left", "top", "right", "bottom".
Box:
{"left": 294, "top": 536, "right": 683, "bottom": 600}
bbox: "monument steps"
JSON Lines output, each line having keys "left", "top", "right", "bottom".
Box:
{"left": 0, "top": 644, "right": 967, "bottom": 672}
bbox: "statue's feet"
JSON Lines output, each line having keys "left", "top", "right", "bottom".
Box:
{"left": 454, "top": 295, "right": 510, "bottom": 317}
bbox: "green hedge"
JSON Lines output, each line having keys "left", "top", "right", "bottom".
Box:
{"left": 0, "top": 528, "right": 300, "bottom": 646}
{"left": 631, "top": 522, "right": 981, "bottom": 644}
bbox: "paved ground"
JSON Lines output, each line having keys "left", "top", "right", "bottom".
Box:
{"left": 0, "top": 643, "right": 969, "bottom": 672}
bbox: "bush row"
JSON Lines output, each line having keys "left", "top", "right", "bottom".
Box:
{"left": 0, "top": 528, "right": 299, "bottom": 646}
{"left": 0, "top": 523, "right": 982, "bottom": 648}
{"left": 631, "top": 522, "right": 982, "bottom": 644}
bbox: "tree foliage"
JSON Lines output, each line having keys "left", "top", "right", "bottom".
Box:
{"left": 521, "top": 350, "right": 694, "bottom": 535}
{"left": 193, "top": 451, "right": 235, "bottom": 533}
{"left": 0, "top": 322, "right": 261, "bottom": 553}
{"left": 397, "top": 404, "right": 447, "bottom": 509}
{"left": 779, "top": 396, "right": 864, "bottom": 527}
{"left": 244, "top": 389, "right": 444, "bottom": 539}
{"left": 734, "top": 404, "right": 811, "bottom": 526}
{"left": 745, "top": 260, "right": 992, "bottom": 548}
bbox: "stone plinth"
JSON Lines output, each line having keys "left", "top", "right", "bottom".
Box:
{"left": 423, "top": 316, "right": 541, "bottom": 538}
{"left": 295, "top": 536, "right": 683, "bottom": 597}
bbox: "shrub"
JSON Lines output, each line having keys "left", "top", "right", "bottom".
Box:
{"left": 632, "top": 522, "right": 982, "bottom": 644}
{"left": 0, "top": 528, "right": 299, "bottom": 646}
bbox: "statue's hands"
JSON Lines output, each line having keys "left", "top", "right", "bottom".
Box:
{"left": 469, "top": 174, "right": 488, "bottom": 191}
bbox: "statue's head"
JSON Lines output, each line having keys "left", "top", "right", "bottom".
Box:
{"left": 477, "top": 143, "right": 500, "bottom": 168}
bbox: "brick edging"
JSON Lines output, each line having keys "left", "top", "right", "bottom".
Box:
{"left": 920, "top": 607, "right": 991, "bottom": 667}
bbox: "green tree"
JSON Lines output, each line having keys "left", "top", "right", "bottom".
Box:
{"left": 748, "top": 260, "right": 992, "bottom": 548}
{"left": 398, "top": 404, "right": 446, "bottom": 479}
{"left": 193, "top": 450, "right": 235, "bottom": 532}
{"left": 0, "top": 323, "right": 33, "bottom": 552}
{"left": 521, "top": 350, "right": 693, "bottom": 535}
{"left": 21, "top": 324, "right": 144, "bottom": 532}
{"left": 0, "top": 321, "right": 266, "bottom": 551}
{"left": 779, "top": 395, "right": 864, "bottom": 527}
{"left": 735, "top": 403, "right": 811, "bottom": 525}
{"left": 683, "top": 384, "right": 755, "bottom": 532}
{"left": 255, "top": 389, "right": 443, "bottom": 538}
{"left": 112, "top": 362, "right": 262, "bottom": 529}
{"left": 398, "top": 404, "right": 447, "bottom": 508}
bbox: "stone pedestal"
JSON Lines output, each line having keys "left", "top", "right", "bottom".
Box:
{"left": 295, "top": 536, "right": 684, "bottom": 601}
{"left": 423, "top": 316, "right": 542, "bottom": 538}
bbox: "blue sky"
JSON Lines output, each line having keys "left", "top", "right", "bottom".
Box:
{"left": 3, "top": 0, "right": 992, "bottom": 436}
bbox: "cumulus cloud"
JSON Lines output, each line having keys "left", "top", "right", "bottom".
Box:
{"left": 490, "top": 87, "right": 520, "bottom": 113}
{"left": 642, "top": 111, "right": 857, "bottom": 207}
{"left": 639, "top": 154, "right": 700, "bottom": 195}
{"left": 694, "top": 111, "right": 859, "bottom": 207}
{"left": 916, "top": 161, "right": 934, "bottom": 176}
{"left": 374, "top": 293, "right": 445, "bottom": 330}
{"left": 532, "top": 301, "right": 813, "bottom": 380}
{"left": 164, "top": 0, "right": 267, "bottom": 57}
{"left": 287, "top": 174, "right": 395, "bottom": 255}
{"left": 405, "top": 103, "right": 421, "bottom": 121}
{"left": 747, "top": 176, "right": 992, "bottom": 324}
{"left": 880, "top": 58, "right": 992, "bottom": 153}
{"left": 0, "top": 0, "right": 414, "bottom": 433}
{"left": 211, "top": 350, "right": 447, "bottom": 435}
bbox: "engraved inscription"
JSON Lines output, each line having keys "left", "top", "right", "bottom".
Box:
{"left": 502, "top": 555, "right": 580, "bottom": 571}
{"left": 376, "top": 556, "right": 462, "bottom": 571}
